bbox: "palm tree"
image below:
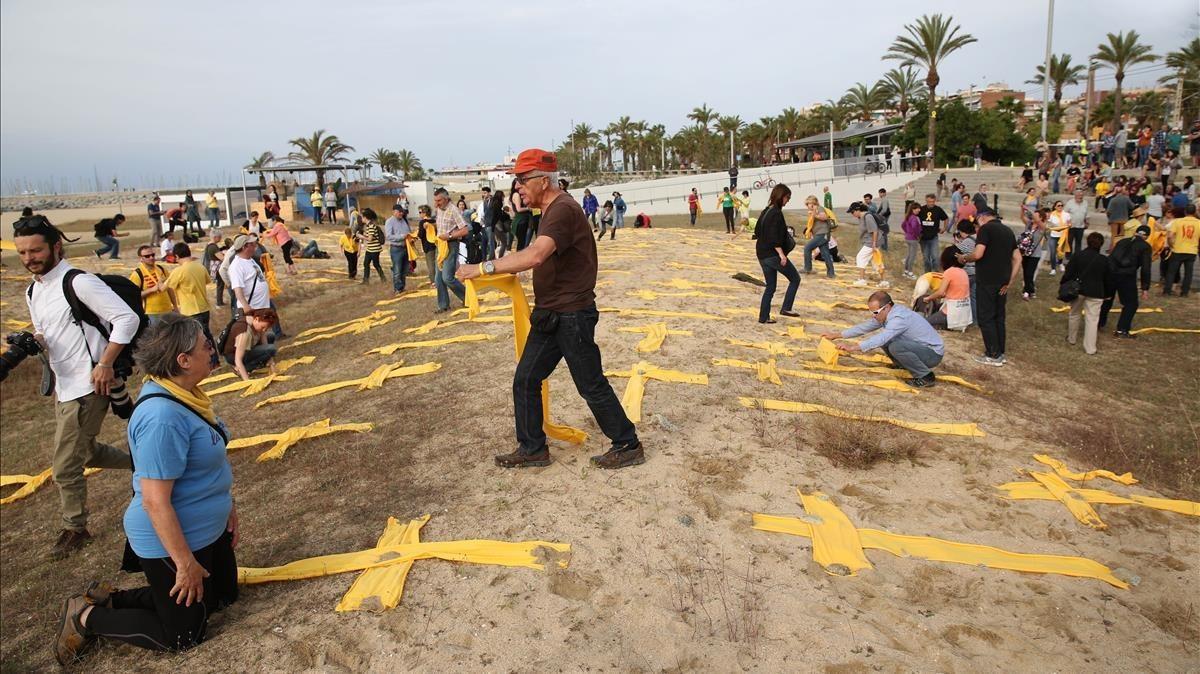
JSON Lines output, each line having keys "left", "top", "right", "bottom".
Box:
{"left": 245, "top": 151, "right": 275, "bottom": 191}
{"left": 370, "top": 148, "right": 397, "bottom": 174}
{"left": 394, "top": 150, "right": 422, "bottom": 181}
{"left": 1092, "top": 30, "right": 1157, "bottom": 126}
{"left": 884, "top": 13, "right": 977, "bottom": 156}
{"left": 840, "top": 82, "right": 888, "bottom": 121}
{"left": 1026, "top": 53, "right": 1087, "bottom": 106}
{"left": 687, "top": 104, "right": 717, "bottom": 132}
{"left": 352, "top": 157, "right": 373, "bottom": 179}
{"left": 715, "top": 115, "right": 745, "bottom": 165}
{"left": 776, "top": 107, "right": 803, "bottom": 141}
{"left": 1161, "top": 37, "right": 1200, "bottom": 123}
{"left": 613, "top": 116, "right": 635, "bottom": 171}
{"left": 879, "top": 66, "right": 927, "bottom": 118}
{"left": 601, "top": 123, "right": 618, "bottom": 171}
{"left": 286, "top": 129, "right": 355, "bottom": 189}
{"left": 570, "top": 123, "right": 598, "bottom": 170}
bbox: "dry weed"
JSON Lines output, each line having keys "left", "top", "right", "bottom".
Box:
{"left": 1140, "top": 600, "right": 1200, "bottom": 644}
{"left": 1053, "top": 418, "right": 1200, "bottom": 500}
{"left": 662, "top": 539, "right": 763, "bottom": 655}
{"left": 802, "top": 416, "right": 922, "bottom": 469}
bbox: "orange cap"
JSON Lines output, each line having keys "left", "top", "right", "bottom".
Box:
{"left": 511, "top": 148, "right": 558, "bottom": 174}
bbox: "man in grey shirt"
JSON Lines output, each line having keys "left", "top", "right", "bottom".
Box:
{"left": 385, "top": 206, "right": 412, "bottom": 294}
{"left": 1105, "top": 186, "right": 1134, "bottom": 253}
{"left": 1064, "top": 189, "right": 1089, "bottom": 260}
{"left": 821, "top": 290, "right": 944, "bottom": 387}
{"left": 876, "top": 188, "right": 892, "bottom": 251}
{"left": 1113, "top": 126, "right": 1129, "bottom": 168}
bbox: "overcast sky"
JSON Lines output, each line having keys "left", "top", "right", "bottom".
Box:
{"left": 1, "top": 0, "right": 1196, "bottom": 193}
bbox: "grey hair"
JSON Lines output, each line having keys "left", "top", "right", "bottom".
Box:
{"left": 433, "top": 187, "right": 450, "bottom": 198}
{"left": 133, "top": 313, "right": 204, "bottom": 378}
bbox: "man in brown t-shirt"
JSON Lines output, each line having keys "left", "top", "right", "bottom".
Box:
{"left": 458, "top": 148, "right": 642, "bottom": 469}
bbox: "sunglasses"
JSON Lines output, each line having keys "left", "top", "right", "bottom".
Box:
{"left": 140, "top": 253, "right": 155, "bottom": 258}
{"left": 871, "top": 303, "right": 893, "bottom": 316}
{"left": 515, "top": 174, "right": 548, "bottom": 186}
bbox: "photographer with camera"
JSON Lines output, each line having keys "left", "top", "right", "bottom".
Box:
{"left": 15, "top": 219, "right": 138, "bottom": 558}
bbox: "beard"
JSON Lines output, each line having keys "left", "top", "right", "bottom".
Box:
{"left": 22, "top": 251, "right": 58, "bottom": 275}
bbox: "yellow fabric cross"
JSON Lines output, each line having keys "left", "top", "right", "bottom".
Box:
{"left": 1033, "top": 454, "right": 1136, "bottom": 484}
{"left": 295, "top": 310, "right": 396, "bottom": 339}
{"left": 754, "top": 490, "right": 1128, "bottom": 588}
{"left": 725, "top": 338, "right": 795, "bottom": 356}
{"left": 237, "top": 515, "right": 571, "bottom": 612}
{"left": 375, "top": 289, "right": 439, "bottom": 306}
{"left": 366, "top": 333, "right": 495, "bottom": 355}
{"left": 284, "top": 314, "right": 396, "bottom": 349}
{"left": 226, "top": 418, "right": 373, "bottom": 462}
{"left": 205, "top": 374, "right": 293, "bottom": 397}
{"left": 712, "top": 358, "right": 784, "bottom": 385}
{"left": 997, "top": 480, "right": 1199, "bottom": 518}
{"left": 714, "top": 358, "right": 917, "bottom": 394}
{"left": 465, "top": 274, "right": 587, "bottom": 444}
{"left": 199, "top": 356, "right": 315, "bottom": 387}
{"left": 1, "top": 468, "right": 101, "bottom": 506}
{"left": 1029, "top": 471, "right": 1109, "bottom": 529}
{"left": 617, "top": 323, "right": 693, "bottom": 352}
{"left": 599, "top": 307, "right": 731, "bottom": 321}
{"left": 255, "top": 361, "right": 442, "bottom": 408}
{"left": 739, "top": 397, "right": 985, "bottom": 437}
{"left": 605, "top": 360, "right": 709, "bottom": 423}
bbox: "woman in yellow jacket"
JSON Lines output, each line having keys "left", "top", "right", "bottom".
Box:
{"left": 310, "top": 187, "right": 324, "bottom": 224}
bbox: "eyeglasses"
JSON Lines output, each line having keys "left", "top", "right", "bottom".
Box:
{"left": 515, "top": 174, "right": 548, "bottom": 186}
{"left": 871, "top": 303, "right": 893, "bottom": 316}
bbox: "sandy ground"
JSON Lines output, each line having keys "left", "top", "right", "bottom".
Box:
{"left": 1, "top": 225, "right": 1197, "bottom": 672}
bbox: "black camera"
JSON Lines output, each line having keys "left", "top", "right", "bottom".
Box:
{"left": 0, "top": 331, "right": 43, "bottom": 382}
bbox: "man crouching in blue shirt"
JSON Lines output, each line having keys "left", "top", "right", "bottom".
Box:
{"left": 820, "top": 291, "right": 944, "bottom": 388}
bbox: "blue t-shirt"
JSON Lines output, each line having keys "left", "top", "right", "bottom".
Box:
{"left": 123, "top": 381, "right": 233, "bottom": 559}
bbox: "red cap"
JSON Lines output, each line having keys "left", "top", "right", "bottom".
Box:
{"left": 511, "top": 148, "right": 558, "bottom": 174}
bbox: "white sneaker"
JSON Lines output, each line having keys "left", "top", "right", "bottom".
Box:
{"left": 973, "top": 354, "right": 1004, "bottom": 367}
{"left": 853, "top": 279, "right": 869, "bottom": 287}
{"left": 877, "top": 280, "right": 891, "bottom": 288}
{"left": 1049, "top": 269, "right": 1057, "bottom": 276}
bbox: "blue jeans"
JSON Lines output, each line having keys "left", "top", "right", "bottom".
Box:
{"left": 882, "top": 338, "right": 942, "bottom": 378}
{"left": 878, "top": 227, "right": 889, "bottom": 251}
{"left": 614, "top": 211, "right": 625, "bottom": 230}
{"left": 920, "top": 238, "right": 939, "bottom": 274}
{"left": 389, "top": 245, "right": 408, "bottom": 292}
{"left": 483, "top": 226, "right": 496, "bottom": 260}
{"left": 513, "top": 304, "right": 637, "bottom": 455}
{"left": 435, "top": 242, "right": 466, "bottom": 310}
{"left": 95, "top": 236, "right": 120, "bottom": 258}
{"left": 206, "top": 207, "right": 219, "bottom": 229}
{"left": 268, "top": 300, "right": 282, "bottom": 338}
{"left": 758, "top": 256, "right": 800, "bottom": 322}
{"left": 225, "top": 343, "right": 278, "bottom": 373}
{"left": 803, "top": 234, "right": 835, "bottom": 276}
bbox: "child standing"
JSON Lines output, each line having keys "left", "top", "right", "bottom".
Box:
{"left": 339, "top": 227, "right": 359, "bottom": 280}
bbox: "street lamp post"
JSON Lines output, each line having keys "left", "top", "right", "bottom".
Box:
{"left": 1040, "top": 0, "right": 1055, "bottom": 143}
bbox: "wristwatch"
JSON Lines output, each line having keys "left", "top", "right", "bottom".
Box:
{"left": 482, "top": 260, "right": 496, "bottom": 275}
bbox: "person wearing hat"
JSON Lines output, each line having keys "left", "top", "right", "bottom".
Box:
{"left": 957, "top": 208, "right": 1020, "bottom": 365}
{"left": 229, "top": 234, "right": 269, "bottom": 317}
{"left": 1099, "top": 224, "right": 1152, "bottom": 337}
{"left": 457, "top": 148, "right": 643, "bottom": 470}
{"left": 847, "top": 201, "right": 885, "bottom": 288}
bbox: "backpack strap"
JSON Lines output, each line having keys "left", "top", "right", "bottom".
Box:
{"left": 134, "top": 266, "right": 145, "bottom": 288}
{"left": 133, "top": 392, "right": 229, "bottom": 445}
{"left": 61, "top": 269, "right": 111, "bottom": 341}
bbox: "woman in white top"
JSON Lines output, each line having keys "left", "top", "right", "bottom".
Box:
{"left": 1046, "top": 200, "right": 1070, "bottom": 274}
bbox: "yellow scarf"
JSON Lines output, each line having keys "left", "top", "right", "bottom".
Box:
{"left": 147, "top": 375, "right": 217, "bottom": 425}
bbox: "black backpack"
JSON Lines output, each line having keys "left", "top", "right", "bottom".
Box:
{"left": 465, "top": 223, "right": 486, "bottom": 264}
{"left": 28, "top": 270, "right": 149, "bottom": 378}
{"left": 1109, "top": 238, "right": 1139, "bottom": 273}
{"left": 215, "top": 316, "right": 244, "bottom": 356}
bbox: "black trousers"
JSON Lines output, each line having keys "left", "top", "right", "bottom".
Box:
{"left": 513, "top": 304, "right": 637, "bottom": 455}
{"left": 723, "top": 207, "right": 735, "bottom": 233}
{"left": 344, "top": 250, "right": 358, "bottom": 278}
{"left": 1021, "top": 256, "right": 1039, "bottom": 295}
{"left": 1164, "top": 253, "right": 1195, "bottom": 295}
{"left": 1099, "top": 274, "right": 1139, "bottom": 332}
{"left": 362, "top": 251, "right": 383, "bottom": 280}
{"left": 1068, "top": 228, "right": 1085, "bottom": 258}
{"left": 976, "top": 284, "right": 1007, "bottom": 358}
{"left": 87, "top": 531, "right": 237, "bottom": 652}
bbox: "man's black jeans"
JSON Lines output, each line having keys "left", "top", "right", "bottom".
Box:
{"left": 1099, "top": 273, "right": 1139, "bottom": 332}
{"left": 976, "top": 284, "right": 1007, "bottom": 358}
{"left": 513, "top": 304, "right": 637, "bottom": 455}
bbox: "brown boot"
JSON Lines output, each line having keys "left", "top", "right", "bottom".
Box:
{"left": 51, "top": 529, "right": 92, "bottom": 560}
{"left": 494, "top": 447, "right": 551, "bottom": 468}
{"left": 590, "top": 442, "right": 646, "bottom": 469}
{"left": 54, "top": 595, "right": 95, "bottom": 665}
{"left": 84, "top": 581, "right": 116, "bottom": 608}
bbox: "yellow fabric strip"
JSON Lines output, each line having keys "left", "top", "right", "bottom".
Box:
{"left": 776, "top": 367, "right": 918, "bottom": 394}
{"left": 366, "top": 333, "right": 495, "bottom": 356}
{"left": 1127, "top": 327, "right": 1200, "bottom": 335}
{"left": 225, "top": 418, "right": 374, "bottom": 462}
{"left": 1029, "top": 471, "right": 1108, "bottom": 530}
{"left": 796, "top": 300, "right": 871, "bottom": 312}
{"left": 199, "top": 372, "right": 238, "bottom": 386}
{"left": 997, "top": 481, "right": 1199, "bottom": 517}
{"left": 466, "top": 275, "right": 587, "bottom": 444}
{"left": 283, "top": 315, "right": 396, "bottom": 349}
{"left": 817, "top": 337, "right": 839, "bottom": 365}
{"left": 273, "top": 356, "right": 316, "bottom": 374}
{"left": 238, "top": 539, "right": 572, "bottom": 584}
{"left": 255, "top": 362, "right": 441, "bottom": 408}
{"left": 721, "top": 308, "right": 759, "bottom": 316}
{"left": 451, "top": 303, "right": 513, "bottom": 318}
{"left": 799, "top": 492, "right": 873, "bottom": 575}
{"left": 205, "top": 374, "right": 293, "bottom": 397}
{"left": 337, "top": 515, "right": 430, "bottom": 612}
{"left": 668, "top": 261, "right": 735, "bottom": 272}
{"left": 617, "top": 323, "right": 692, "bottom": 353}
{"left": 753, "top": 495, "right": 1128, "bottom": 589}
{"left": 784, "top": 325, "right": 810, "bottom": 339}
{"left": 1, "top": 468, "right": 102, "bottom": 506}
{"left": 607, "top": 361, "right": 709, "bottom": 423}
{"left": 712, "top": 358, "right": 782, "bottom": 385}
{"left": 600, "top": 307, "right": 731, "bottom": 321}
{"left": 726, "top": 338, "right": 795, "bottom": 356}
{"left": 295, "top": 310, "right": 396, "bottom": 339}
{"left": 4, "top": 319, "right": 31, "bottom": 330}
{"left": 797, "top": 362, "right": 984, "bottom": 392}
{"left": 739, "top": 397, "right": 985, "bottom": 437}
{"left": 654, "top": 279, "right": 740, "bottom": 290}
{"left": 375, "top": 289, "right": 439, "bottom": 306}
{"left": 1033, "top": 454, "right": 1137, "bottom": 485}
{"left": 405, "top": 316, "right": 512, "bottom": 335}
{"left": 626, "top": 290, "right": 732, "bottom": 301}
{"left": 1050, "top": 306, "right": 1163, "bottom": 313}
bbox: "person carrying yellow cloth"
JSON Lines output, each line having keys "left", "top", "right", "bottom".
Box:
{"left": 801, "top": 195, "right": 837, "bottom": 277}
{"left": 820, "top": 290, "right": 944, "bottom": 388}
{"left": 418, "top": 205, "right": 440, "bottom": 285}
{"left": 338, "top": 227, "right": 360, "bottom": 280}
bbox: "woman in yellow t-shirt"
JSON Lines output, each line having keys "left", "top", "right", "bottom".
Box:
{"left": 204, "top": 191, "right": 220, "bottom": 229}
{"left": 339, "top": 227, "right": 359, "bottom": 280}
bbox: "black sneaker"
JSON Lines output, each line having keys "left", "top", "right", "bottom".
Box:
{"left": 905, "top": 373, "right": 937, "bottom": 388}
{"left": 495, "top": 447, "right": 551, "bottom": 468}
{"left": 590, "top": 442, "right": 646, "bottom": 469}
{"left": 780, "top": 309, "right": 801, "bottom": 318}
{"left": 1114, "top": 331, "right": 1138, "bottom": 339}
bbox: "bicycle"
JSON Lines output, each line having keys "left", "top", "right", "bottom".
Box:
{"left": 862, "top": 160, "right": 889, "bottom": 175}
{"left": 752, "top": 173, "right": 777, "bottom": 190}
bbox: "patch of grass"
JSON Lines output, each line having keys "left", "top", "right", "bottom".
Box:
{"left": 804, "top": 416, "right": 922, "bottom": 469}
{"left": 662, "top": 542, "right": 763, "bottom": 655}
{"left": 1140, "top": 599, "right": 1200, "bottom": 644}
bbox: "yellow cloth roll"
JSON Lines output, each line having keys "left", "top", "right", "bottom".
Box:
{"left": 753, "top": 490, "right": 1128, "bottom": 588}
{"left": 739, "top": 397, "right": 984, "bottom": 437}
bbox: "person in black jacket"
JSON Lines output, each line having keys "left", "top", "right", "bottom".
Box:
{"left": 1099, "top": 224, "right": 1152, "bottom": 337}
{"left": 1061, "top": 232, "right": 1114, "bottom": 355}
{"left": 755, "top": 184, "right": 801, "bottom": 324}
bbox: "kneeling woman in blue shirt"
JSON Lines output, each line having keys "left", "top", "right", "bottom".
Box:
{"left": 56, "top": 313, "right": 238, "bottom": 663}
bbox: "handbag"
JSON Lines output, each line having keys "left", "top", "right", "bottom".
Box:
{"left": 945, "top": 298, "right": 972, "bottom": 330}
{"left": 1058, "top": 253, "right": 1100, "bottom": 303}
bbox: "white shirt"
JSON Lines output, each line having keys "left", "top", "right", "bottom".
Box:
{"left": 159, "top": 239, "right": 173, "bottom": 258}
{"left": 26, "top": 261, "right": 140, "bottom": 402}
{"left": 1048, "top": 212, "right": 1070, "bottom": 238}
{"left": 229, "top": 255, "right": 269, "bottom": 309}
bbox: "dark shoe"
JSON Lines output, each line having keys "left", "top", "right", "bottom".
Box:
{"left": 1114, "top": 331, "right": 1138, "bottom": 339}
{"left": 51, "top": 529, "right": 92, "bottom": 560}
{"left": 905, "top": 373, "right": 937, "bottom": 388}
{"left": 54, "top": 595, "right": 95, "bottom": 665}
{"left": 495, "top": 447, "right": 551, "bottom": 468}
{"left": 758, "top": 318, "right": 776, "bottom": 324}
{"left": 590, "top": 442, "right": 646, "bottom": 469}
{"left": 84, "top": 581, "right": 115, "bottom": 608}
{"left": 780, "top": 309, "right": 801, "bottom": 318}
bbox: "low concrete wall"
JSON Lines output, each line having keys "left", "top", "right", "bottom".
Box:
{"left": 570, "top": 161, "right": 926, "bottom": 216}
